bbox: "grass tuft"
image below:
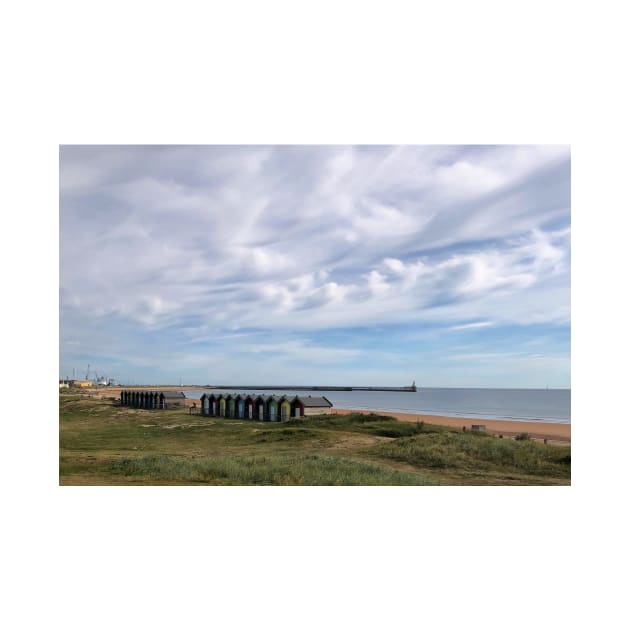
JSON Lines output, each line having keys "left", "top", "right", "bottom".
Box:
{"left": 371, "top": 432, "right": 571, "bottom": 477}
{"left": 106, "top": 453, "right": 437, "bottom": 485}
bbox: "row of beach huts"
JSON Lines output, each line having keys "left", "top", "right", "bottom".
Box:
{"left": 119, "top": 390, "right": 333, "bottom": 421}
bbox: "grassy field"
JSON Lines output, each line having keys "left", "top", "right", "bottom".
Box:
{"left": 59, "top": 394, "right": 571, "bottom": 485}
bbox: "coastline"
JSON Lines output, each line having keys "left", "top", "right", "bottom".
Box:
{"left": 75, "top": 387, "right": 570, "bottom": 444}
{"left": 332, "top": 408, "right": 571, "bottom": 443}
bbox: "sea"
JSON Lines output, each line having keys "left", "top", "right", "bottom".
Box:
{"left": 183, "top": 387, "right": 571, "bottom": 424}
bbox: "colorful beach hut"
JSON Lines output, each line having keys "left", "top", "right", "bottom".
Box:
{"left": 268, "top": 396, "right": 280, "bottom": 422}
{"left": 208, "top": 393, "right": 217, "bottom": 416}
{"left": 279, "top": 396, "right": 291, "bottom": 421}
{"left": 291, "top": 396, "right": 304, "bottom": 418}
{"left": 195, "top": 391, "right": 333, "bottom": 421}
{"left": 244, "top": 395, "right": 254, "bottom": 419}
{"left": 236, "top": 395, "right": 245, "bottom": 419}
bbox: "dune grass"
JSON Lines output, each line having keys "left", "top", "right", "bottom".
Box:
{"left": 371, "top": 431, "right": 571, "bottom": 477}
{"left": 105, "top": 453, "right": 436, "bottom": 485}
{"left": 59, "top": 394, "right": 570, "bottom": 485}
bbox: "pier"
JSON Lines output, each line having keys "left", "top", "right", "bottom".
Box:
{"left": 206, "top": 384, "right": 418, "bottom": 392}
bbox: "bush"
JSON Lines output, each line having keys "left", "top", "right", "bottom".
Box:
{"left": 515, "top": 432, "right": 530, "bottom": 441}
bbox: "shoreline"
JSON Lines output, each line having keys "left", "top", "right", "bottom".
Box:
{"left": 332, "top": 408, "right": 571, "bottom": 443}
{"left": 74, "top": 387, "right": 570, "bottom": 444}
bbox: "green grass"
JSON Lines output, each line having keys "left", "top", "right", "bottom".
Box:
{"left": 105, "top": 453, "right": 436, "bottom": 485}
{"left": 371, "top": 431, "right": 571, "bottom": 477}
{"left": 59, "top": 395, "right": 570, "bottom": 485}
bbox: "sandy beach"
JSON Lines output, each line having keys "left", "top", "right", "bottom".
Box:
{"left": 332, "top": 408, "right": 570, "bottom": 443}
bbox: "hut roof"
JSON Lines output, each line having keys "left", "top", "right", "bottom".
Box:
{"left": 298, "top": 396, "right": 333, "bottom": 407}
{"left": 159, "top": 391, "right": 186, "bottom": 399}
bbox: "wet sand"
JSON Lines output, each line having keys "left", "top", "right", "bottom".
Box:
{"left": 332, "top": 408, "right": 571, "bottom": 443}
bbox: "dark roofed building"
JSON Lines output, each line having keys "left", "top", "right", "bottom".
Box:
{"left": 160, "top": 391, "right": 186, "bottom": 407}
{"left": 294, "top": 396, "right": 333, "bottom": 416}
{"left": 120, "top": 390, "right": 186, "bottom": 409}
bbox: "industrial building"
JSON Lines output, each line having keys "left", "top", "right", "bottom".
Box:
{"left": 120, "top": 390, "right": 186, "bottom": 409}
{"left": 199, "top": 393, "right": 333, "bottom": 420}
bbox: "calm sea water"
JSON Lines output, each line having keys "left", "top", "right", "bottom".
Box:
{"left": 184, "top": 387, "right": 571, "bottom": 424}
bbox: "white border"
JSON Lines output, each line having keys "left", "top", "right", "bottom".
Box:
{"left": 5, "top": 0, "right": 627, "bottom": 628}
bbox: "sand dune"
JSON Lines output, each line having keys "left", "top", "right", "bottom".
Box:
{"left": 332, "top": 408, "right": 570, "bottom": 443}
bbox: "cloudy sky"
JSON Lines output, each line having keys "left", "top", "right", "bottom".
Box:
{"left": 59, "top": 145, "right": 570, "bottom": 387}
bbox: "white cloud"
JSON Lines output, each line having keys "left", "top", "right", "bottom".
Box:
{"left": 448, "top": 321, "right": 494, "bottom": 331}
{"left": 60, "top": 145, "right": 570, "bottom": 364}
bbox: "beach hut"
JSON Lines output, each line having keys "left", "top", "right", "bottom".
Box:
{"left": 227, "top": 395, "right": 235, "bottom": 418}
{"left": 120, "top": 390, "right": 185, "bottom": 409}
{"left": 219, "top": 395, "right": 227, "bottom": 417}
{"left": 254, "top": 395, "right": 266, "bottom": 421}
{"left": 161, "top": 391, "right": 186, "bottom": 408}
{"left": 291, "top": 396, "right": 304, "bottom": 418}
{"left": 200, "top": 394, "right": 209, "bottom": 415}
{"left": 236, "top": 395, "right": 245, "bottom": 419}
{"left": 244, "top": 395, "right": 254, "bottom": 420}
{"left": 268, "top": 396, "right": 279, "bottom": 422}
{"left": 279, "top": 397, "right": 291, "bottom": 421}
{"left": 208, "top": 393, "right": 217, "bottom": 416}
{"left": 294, "top": 396, "right": 333, "bottom": 416}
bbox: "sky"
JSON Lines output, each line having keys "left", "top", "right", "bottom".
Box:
{"left": 59, "top": 145, "right": 570, "bottom": 387}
